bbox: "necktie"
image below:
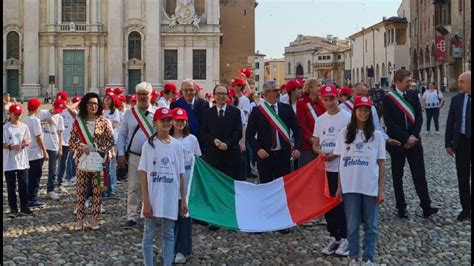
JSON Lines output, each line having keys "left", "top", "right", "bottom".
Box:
{"left": 466, "top": 96, "right": 471, "bottom": 138}
{"left": 270, "top": 105, "right": 277, "bottom": 149}
{"left": 219, "top": 109, "right": 224, "bottom": 119}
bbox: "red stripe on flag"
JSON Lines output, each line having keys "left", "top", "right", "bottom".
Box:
{"left": 283, "top": 156, "right": 341, "bottom": 225}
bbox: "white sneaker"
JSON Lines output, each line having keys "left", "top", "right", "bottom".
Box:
{"left": 47, "top": 191, "right": 60, "bottom": 200}
{"left": 335, "top": 238, "right": 349, "bottom": 256}
{"left": 174, "top": 252, "right": 186, "bottom": 263}
{"left": 426, "top": 131, "right": 431, "bottom": 135}
{"left": 58, "top": 186, "right": 69, "bottom": 194}
{"left": 85, "top": 199, "right": 91, "bottom": 208}
{"left": 363, "top": 260, "right": 375, "bottom": 266}
{"left": 100, "top": 205, "right": 105, "bottom": 214}
{"left": 321, "top": 239, "right": 340, "bottom": 255}
{"left": 349, "top": 258, "right": 360, "bottom": 266}
{"left": 435, "top": 131, "right": 441, "bottom": 135}
{"left": 73, "top": 207, "right": 78, "bottom": 215}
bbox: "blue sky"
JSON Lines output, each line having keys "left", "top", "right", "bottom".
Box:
{"left": 256, "top": 0, "right": 402, "bottom": 58}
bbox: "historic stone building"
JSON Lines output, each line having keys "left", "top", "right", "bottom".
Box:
{"left": 284, "top": 34, "right": 350, "bottom": 85}
{"left": 410, "top": 0, "right": 471, "bottom": 90}
{"left": 264, "top": 58, "right": 285, "bottom": 86}
{"left": 3, "top": 0, "right": 245, "bottom": 99}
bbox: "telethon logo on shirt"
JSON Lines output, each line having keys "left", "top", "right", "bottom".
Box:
{"left": 320, "top": 139, "right": 336, "bottom": 149}
{"left": 342, "top": 156, "right": 369, "bottom": 167}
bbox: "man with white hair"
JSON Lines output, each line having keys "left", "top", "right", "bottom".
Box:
{"left": 445, "top": 71, "right": 471, "bottom": 221}
{"left": 117, "top": 81, "right": 157, "bottom": 229}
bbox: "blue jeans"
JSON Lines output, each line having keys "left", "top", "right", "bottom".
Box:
{"left": 106, "top": 158, "right": 117, "bottom": 195}
{"left": 57, "top": 145, "right": 70, "bottom": 181}
{"left": 344, "top": 193, "right": 379, "bottom": 262}
{"left": 66, "top": 150, "right": 76, "bottom": 180}
{"left": 46, "top": 150, "right": 60, "bottom": 192}
{"left": 143, "top": 217, "right": 176, "bottom": 266}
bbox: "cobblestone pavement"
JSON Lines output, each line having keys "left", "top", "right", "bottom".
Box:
{"left": 3, "top": 93, "right": 471, "bottom": 265}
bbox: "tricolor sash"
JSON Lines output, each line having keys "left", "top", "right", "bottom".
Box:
{"left": 386, "top": 90, "right": 415, "bottom": 124}
{"left": 74, "top": 117, "right": 108, "bottom": 191}
{"left": 306, "top": 102, "right": 318, "bottom": 122}
{"left": 258, "top": 102, "right": 291, "bottom": 146}
{"left": 131, "top": 106, "right": 154, "bottom": 139}
{"left": 343, "top": 99, "right": 354, "bottom": 112}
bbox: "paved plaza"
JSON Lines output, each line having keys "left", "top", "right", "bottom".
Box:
{"left": 3, "top": 93, "right": 471, "bottom": 265}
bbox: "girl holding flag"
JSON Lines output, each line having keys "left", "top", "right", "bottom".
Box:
{"left": 69, "top": 93, "right": 115, "bottom": 231}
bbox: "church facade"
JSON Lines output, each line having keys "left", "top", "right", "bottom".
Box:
{"left": 3, "top": 0, "right": 221, "bottom": 98}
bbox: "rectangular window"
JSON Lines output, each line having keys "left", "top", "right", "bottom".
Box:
{"left": 255, "top": 75, "right": 260, "bottom": 82}
{"left": 62, "top": 0, "right": 86, "bottom": 23}
{"left": 193, "top": 49, "right": 206, "bottom": 80}
{"left": 164, "top": 50, "right": 178, "bottom": 80}
{"left": 255, "top": 62, "right": 260, "bottom": 69}
{"left": 459, "top": 0, "right": 463, "bottom": 12}
{"left": 338, "top": 55, "right": 341, "bottom": 60}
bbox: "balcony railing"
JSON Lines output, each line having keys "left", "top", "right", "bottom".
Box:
{"left": 43, "top": 23, "right": 104, "bottom": 33}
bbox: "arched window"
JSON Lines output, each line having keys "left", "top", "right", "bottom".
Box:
{"left": 361, "top": 68, "right": 365, "bottom": 82}
{"left": 62, "top": 0, "right": 86, "bottom": 23}
{"left": 382, "top": 63, "right": 386, "bottom": 77}
{"left": 376, "top": 64, "right": 380, "bottom": 81}
{"left": 6, "top": 31, "right": 20, "bottom": 60}
{"left": 356, "top": 68, "right": 359, "bottom": 82}
{"left": 165, "top": 0, "right": 177, "bottom": 16}
{"left": 296, "top": 64, "right": 304, "bottom": 76}
{"left": 419, "top": 49, "right": 424, "bottom": 65}
{"left": 195, "top": 0, "right": 205, "bottom": 15}
{"left": 425, "top": 46, "right": 430, "bottom": 63}
{"left": 307, "top": 60, "right": 311, "bottom": 74}
{"left": 128, "top": 31, "right": 142, "bottom": 60}
{"left": 288, "top": 62, "right": 291, "bottom": 75}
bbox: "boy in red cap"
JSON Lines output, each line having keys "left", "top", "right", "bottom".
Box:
{"left": 3, "top": 103, "right": 33, "bottom": 216}
{"left": 312, "top": 84, "right": 351, "bottom": 257}
{"left": 279, "top": 83, "right": 290, "bottom": 104}
{"left": 337, "top": 86, "right": 353, "bottom": 104}
{"left": 37, "top": 99, "right": 67, "bottom": 200}
{"left": 24, "top": 99, "right": 49, "bottom": 208}
{"left": 158, "top": 83, "right": 177, "bottom": 108}
{"left": 139, "top": 107, "right": 188, "bottom": 266}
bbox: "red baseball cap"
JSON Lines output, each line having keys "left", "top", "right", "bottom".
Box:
{"left": 130, "top": 94, "right": 137, "bottom": 102}
{"left": 105, "top": 91, "right": 115, "bottom": 98}
{"left": 231, "top": 77, "right": 246, "bottom": 87}
{"left": 239, "top": 67, "right": 252, "bottom": 78}
{"left": 27, "top": 98, "right": 41, "bottom": 111}
{"left": 105, "top": 87, "right": 114, "bottom": 95}
{"left": 114, "top": 97, "right": 123, "bottom": 109}
{"left": 153, "top": 107, "right": 173, "bottom": 121}
{"left": 205, "top": 92, "right": 212, "bottom": 98}
{"left": 56, "top": 91, "right": 69, "bottom": 101}
{"left": 320, "top": 84, "right": 338, "bottom": 97}
{"left": 354, "top": 96, "right": 373, "bottom": 109}
{"left": 53, "top": 99, "right": 67, "bottom": 113}
{"left": 118, "top": 94, "right": 126, "bottom": 102}
{"left": 196, "top": 84, "right": 204, "bottom": 91}
{"left": 71, "top": 96, "right": 82, "bottom": 104}
{"left": 286, "top": 79, "right": 303, "bottom": 92}
{"left": 9, "top": 103, "right": 23, "bottom": 115}
{"left": 280, "top": 84, "right": 287, "bottom": 91}
{"left": 338, "top": 86, "right": 353, "bottom": 96}
{"left": 172, "top": 108, "right": 188, "bottom": 121}
{"left": 164, "top": 83, "right": 177, "bottom": 94}
{"left": 114, "top": 87, "right": 125, "bottom": 95}
{"left": 228, "top": 88, "right": 236, "bottom": 97}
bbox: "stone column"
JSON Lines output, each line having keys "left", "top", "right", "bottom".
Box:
{"left": 21, "top": 0, "right": 42, "bottom": 98}
{"left": 90, "top": 41, "right": 99, "bottom": 92}
{"left": 106, "top": 0, "right": 124, "bottom": 88}
{"left": 145, "top": 0, "right": 161, "bottom": 89}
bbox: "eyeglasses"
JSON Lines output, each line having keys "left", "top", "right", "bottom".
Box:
{"left": 214, "top": 92, "right": 228, "bottom": 97}
{"left": 137, "top": 92, "right": 149, "bottom": 96}
{"left": 182, "top": 89, "right": 195, "bottom": 93}
{"left": 87, "top": 102, "right": 99, "bottom": 106}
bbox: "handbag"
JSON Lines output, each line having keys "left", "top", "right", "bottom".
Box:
{"left": 78, "top": 149, "right": 104, "bottom": 172}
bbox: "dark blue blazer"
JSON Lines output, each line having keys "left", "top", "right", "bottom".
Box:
{"left": 445, "top": 93, "right": 469, "bottom": 151}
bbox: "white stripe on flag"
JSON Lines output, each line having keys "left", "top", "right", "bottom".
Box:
{"left": 235, "top": 178, "right": 294, "bottom": 232}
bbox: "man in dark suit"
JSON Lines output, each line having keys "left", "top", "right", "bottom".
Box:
{"left": 383, "top": 69, "right": 438, "bottom": 219}
{"left": 201, "top": 84, "right": 243, "bottom": 180}
{"left": 445, "top": 71, "right": 471, "bottom": 221}
{"left": 170, "top": 79, "right": 209, "bottom": 151}
{"left": 246, "top": 80, "right": 302, "bottom": 184}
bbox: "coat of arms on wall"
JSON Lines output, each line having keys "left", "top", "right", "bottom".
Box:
{"left": 163, "top": 0, "right": 201, "bottom": 29}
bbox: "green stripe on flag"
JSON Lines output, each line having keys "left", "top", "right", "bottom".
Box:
{"left": 188, "top": 157, "right": 239, "bottom": 230}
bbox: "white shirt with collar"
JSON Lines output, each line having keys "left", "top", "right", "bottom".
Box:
{"left": 461, "top": 93, "right": 470, "bottom": 134}
{"left": 157, "top": 97, "right": 170, "bottom": 109}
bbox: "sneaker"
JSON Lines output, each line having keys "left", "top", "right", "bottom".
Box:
{"left": 73, "top": 207, "right": 78, "bottom": 215}
{"left": 335, "top": 239, "right": 349, "bottom": 256}
{"left": 18, "top": 209, "right": 34, "bottom": 216}
{"left": 363, "top": 260, "right": 375, "bottom": 266}
{"left": 100, "top": 205, "right": 105, "bottom": 214}
{"left": 174, "top": 252, "right": 187, "bottom": 264}
{"left": 85, "top": 199, "right": 91, "bottom": 208}
{"left": 63, "top": 180, "right": 75, "bottom": 187}
{"left": 426, "top": 131, "right": 430, "bottom": 135}
{"left": 29, "top": 201, "right": 46, "bottom": 208}
{"left": 435, "top": 131, "right": 441, "bottom": 135}
{"left": 423, "top": 207, "right": 439, "bottom": 218}
{"left": 47, "top": 191, "right": 60, "bottom": 200}
{"left": 9, "top": 210, "right": 18, "bottom": 218}
{"left": 58, "top": 186, "right": 69, "bottom": 194}
{"left": 321, "top": 239, "right": 340, "bottom": 255}
{"left": 349, "top": 258, "right": 360, "bottom": 266}
{"left": 122, "top": 220, "right": 137, "bottom": 229}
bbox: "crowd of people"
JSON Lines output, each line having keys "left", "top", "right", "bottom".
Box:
{"left": 2, "top": 68, "right": 471, "bottom": 265}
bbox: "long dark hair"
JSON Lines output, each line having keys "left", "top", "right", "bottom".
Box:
{"left": 170, "top": 121, "right": 191, "bottom": 138}
{"left": 103, "top": 94, "right": 116, "bottom": 114}
{"left": 345, "top": 107, "right": 375, "bottom": 144}
{"left": 78, "top": 92, "right": 103, "bottom": 119}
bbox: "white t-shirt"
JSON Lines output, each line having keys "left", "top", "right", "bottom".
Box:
{"left": 279, "top": 93, "right": 290, "bottom": 104}
{"left": 37, "top": 110, "right": 65, "bottom": 151}
{"left": 238, "top": 95, "right": 252, "bottom": 116}
{"left": 60, "top": 109, "right": 75, "bottom": 146}
{"left": 138, "top": 137, "right": 185, "bottom": 220}
{"left": 3, "top": 122, "right": 31, "bottom": 171}
{"left": 313, "top": 109, "right": 351, "bottom": 172}
{"left": 422, "top": 90, "right": 443, "bottom": 108}
{"left": 176, "top": 134, "right": 202, "bottom": 193}
{"left": 334, "top": 128, "right": 386, "bottom": 196}
{"left": 157, "top": 97, "right": 170, "bottom": 108}
{"left": 23, "top": 115, "right": 44, "bottom": 161}
{"left": 103, "top": 109, "right": 121, "bottom": 142}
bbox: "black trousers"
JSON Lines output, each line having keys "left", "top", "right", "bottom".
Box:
{"left": 388, "top": 143, "right": 432, "bottom": 210}
{"left": 5, "top": 169, "right": 29, "bottom": 212}
{"left": 455, "top": 135, "right": 471, "bottom": 212}
{"left": 257, "top": 150, "right": 291, "bottom": 184}
{"left": 205, "top": 149, "right": 242, "bottom": 181}
{"left": 425, "top": 108, "right": 440, "bottom": 131}
{"left": 28, "top": 158, "right": 44, "bottom": 203}
{"left": 324, "top": 171, "right": 347, "bottom": 240}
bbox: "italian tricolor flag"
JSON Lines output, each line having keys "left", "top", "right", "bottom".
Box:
{"left": 186, "top": 156, "right": 341, "bottom": 232}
